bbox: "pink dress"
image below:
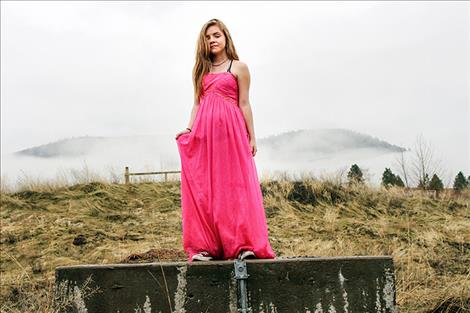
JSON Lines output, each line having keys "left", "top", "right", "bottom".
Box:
{"left": 175, "top": 62, "right": 276, "bottom": 262}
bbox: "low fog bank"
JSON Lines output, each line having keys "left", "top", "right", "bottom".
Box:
{"left": 1, "top": 128, "right": 462, "bottom": 192}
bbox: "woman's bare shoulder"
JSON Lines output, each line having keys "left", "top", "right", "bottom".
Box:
{"left": 231, "top": 60, "right": 249, "bottom": 79}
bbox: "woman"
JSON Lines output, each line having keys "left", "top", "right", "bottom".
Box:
{"left": 175, "top": 18, "right": 276, "bottom": 263}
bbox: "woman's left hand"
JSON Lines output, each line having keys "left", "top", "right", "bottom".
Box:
{"left": 249, "top": 138, "right": 257, "bottom": 157}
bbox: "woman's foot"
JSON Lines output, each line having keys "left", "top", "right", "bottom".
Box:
{"left": 191, "top": 251, "right": 213, "bottom": 261}
{"left": 238, "top": 250, "right": 256, "bottom": 260}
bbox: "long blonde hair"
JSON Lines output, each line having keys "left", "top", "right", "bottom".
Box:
{"left": 193, "top": 18, "right": 240, "bottom": 102}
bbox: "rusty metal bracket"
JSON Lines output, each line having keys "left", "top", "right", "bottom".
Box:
{"left": 234, "top": 259, "right": 252, "bottom": 313}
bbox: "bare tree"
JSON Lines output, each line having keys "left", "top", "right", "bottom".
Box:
{"left": 393, "top": 150, "right": 410, "bottom": 187}
{"left": 393, "top": 134, "right": 448, "bottom": 188}
{"left": 412, "top": 134, "right": 448, "bottom": 188}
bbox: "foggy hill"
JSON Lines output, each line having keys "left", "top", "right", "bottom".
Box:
{"left": 14, "top": 128, "right": 407, "bottom": 159}
{"left": 258, "top": 128, "right": 407, "bottom": 159}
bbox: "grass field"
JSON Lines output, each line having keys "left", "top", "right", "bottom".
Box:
{"left": 1, "top": 171, "right": 469, "bottom": 312}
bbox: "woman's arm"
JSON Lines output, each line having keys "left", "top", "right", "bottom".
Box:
{"left": 237, "top": 62, "right": 255, "bottom": 141}
{"left": 237, "top": 62, "right": 258, "bottom": 156}
{"left": 187, "top": 94, "right": 200, "bottom": 129}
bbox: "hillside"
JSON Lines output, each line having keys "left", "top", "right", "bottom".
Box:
{"left": 2, "top": 128, "right": 410, "bottom": 192}
{"left": 257, "top": 128, "right": 406, "bottom": 157}
{"left": 14, "top": 129, "right": 406, "bottom": 159}
{"left": 0, "top": 177, "right": 469, "bottom": 312}
{"left": 15, "top": 128, "right": 406, "bottom": 158}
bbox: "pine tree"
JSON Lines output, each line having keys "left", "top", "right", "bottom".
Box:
{"left": 347, "top": 164, "right": 364, "bottom": 184}
{"left": 429, "top": 174, "right": 444, "bottom": 192}
{"left": 395, "top": 175, "right": 405, "bottom": 187}
{"left": 381, "top": 168, "right": 395, "bottom": 188}
{"left": 418, "top": 173, "right": 430, "bottom": 190}
{"left": 453, "top": 171, "right": 468, "bottom": 192}
{"left": 381, "top": 168, "right": 404, "bottom": 188}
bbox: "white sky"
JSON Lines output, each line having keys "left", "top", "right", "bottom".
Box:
{"left": 1, "top": 1, "right": 469, "bottom": 173}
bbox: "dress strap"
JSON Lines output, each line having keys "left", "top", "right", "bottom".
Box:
{"left": 227, "top": 59, "right": 233, "bottom": 73}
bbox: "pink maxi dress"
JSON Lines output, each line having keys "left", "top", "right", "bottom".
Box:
{"left": 175, "top": 60, "right": 276, "bottom": 262}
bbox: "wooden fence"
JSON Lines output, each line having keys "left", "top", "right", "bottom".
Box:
{"left": 124, "top": 166, "right": 181, "bottom": 184}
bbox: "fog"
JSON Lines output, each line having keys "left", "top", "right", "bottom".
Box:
{"left": 1, "top": 1, "right": 468, "bottom": 191}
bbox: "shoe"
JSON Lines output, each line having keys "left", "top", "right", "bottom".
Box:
{"left": 191, "top": 251, "right": 213, "bottom": 261}
{"left": 238, "top": 250, "right": 256, "bottom": 260}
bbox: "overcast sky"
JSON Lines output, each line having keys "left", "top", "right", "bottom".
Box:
{"left": 1, "top": 1, "right": 469, "bottom": 173}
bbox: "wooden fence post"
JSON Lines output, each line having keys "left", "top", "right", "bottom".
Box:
{"left": 125, "top": 166, "right": 130, "bottom": 184}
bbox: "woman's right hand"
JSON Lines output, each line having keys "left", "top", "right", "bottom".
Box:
{"left": 175, "top": 129, "right": 191, "bottom": 140}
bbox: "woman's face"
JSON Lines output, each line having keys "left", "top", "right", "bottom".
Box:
{"left": 205, "top": 25, "right": 226, "bottom": 55}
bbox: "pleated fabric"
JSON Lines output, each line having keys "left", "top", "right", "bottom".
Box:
{"left": 176, "top": 71, "right": 276, "bottom": 262}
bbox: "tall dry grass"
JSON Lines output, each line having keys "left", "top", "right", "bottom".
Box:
{"left": 1, "top": 168, "right": 469, "bottom": 312}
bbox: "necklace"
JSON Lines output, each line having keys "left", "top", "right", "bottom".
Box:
{"left": 211, "top": 58, "right": 228, "bottom": 67}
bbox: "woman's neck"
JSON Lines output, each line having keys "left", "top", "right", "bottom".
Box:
{"left": 211, "top": 53, "right": 228, "bottom": 64}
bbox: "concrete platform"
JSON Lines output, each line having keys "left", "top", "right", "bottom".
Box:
{"left": 55, "top": 256, "right": 396, "bottom": 313}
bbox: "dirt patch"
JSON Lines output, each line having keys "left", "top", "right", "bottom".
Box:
{"left": 120, "top": 248, "right": 188, "bottom": 263}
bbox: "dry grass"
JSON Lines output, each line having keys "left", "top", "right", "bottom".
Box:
{"left": 1, "top": 170, "right": 469, "bottom": 312}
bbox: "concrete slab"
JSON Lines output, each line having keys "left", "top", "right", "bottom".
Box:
{"left": 55, "top": 256, "right": 396, "bottom": 313}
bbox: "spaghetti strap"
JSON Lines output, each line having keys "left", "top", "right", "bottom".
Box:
{"left": 227, "top": 59, "right": 233, "bottom": 73}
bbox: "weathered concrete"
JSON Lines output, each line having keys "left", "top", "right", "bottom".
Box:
{"left": 55, "top": 256, "right": 396, "bottom": 313}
